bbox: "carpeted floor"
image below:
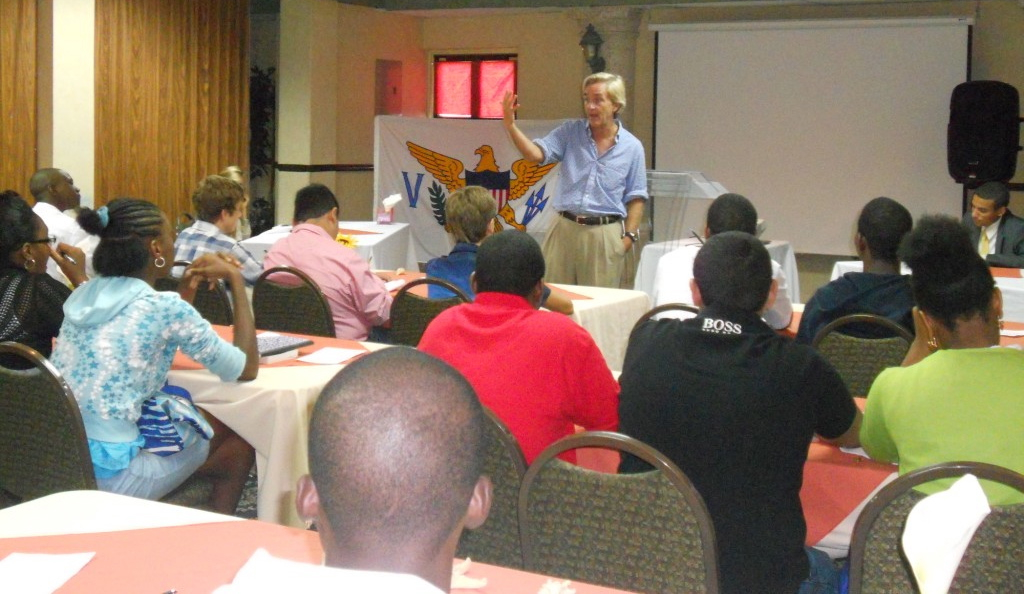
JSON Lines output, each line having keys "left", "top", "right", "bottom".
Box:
{"left": 233, "top": 469, "right": 259, "bottom": 519}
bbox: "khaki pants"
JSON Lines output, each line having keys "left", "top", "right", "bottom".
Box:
{"left": 542, "top": 215, "right": 626, "bottom": 288}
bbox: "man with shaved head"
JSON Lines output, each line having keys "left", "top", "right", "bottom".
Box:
{"left": 29, "top": 167, "right": 88, "bottom": 282}
{"left": 223, "top": 347, "right": 491, "bottom": 591}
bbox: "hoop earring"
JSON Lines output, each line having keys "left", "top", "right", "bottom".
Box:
{"left": 154, "top": 256, "right": 167, "bottom": 269}
{"left": 24, "top": 256, "right": 37, "bottom": 271}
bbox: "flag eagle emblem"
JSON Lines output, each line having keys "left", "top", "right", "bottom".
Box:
{"left": 406, "top": 141, "right": 556, "bottom": 231}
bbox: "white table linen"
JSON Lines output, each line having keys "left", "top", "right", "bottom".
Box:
{"left": 553, "top": 283, "right": 652, "bottom": 372}
{"left": 167, "top": 344, "right": 391, "bottom": 527}
{"left": 635, "top": 239, "right": 801, "bottom": 305}
{"left": 831, "top": 261, "right": 1024, "bottom": 323}
{"left": 241, "top": 221, "right": 413, "bottom": 270}
{"left": 0, "top": 490, "right": 239, "bottom": 538}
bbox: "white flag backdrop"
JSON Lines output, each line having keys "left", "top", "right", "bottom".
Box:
{"left": 375, "top": 116, "right": 564, "bottom": 267}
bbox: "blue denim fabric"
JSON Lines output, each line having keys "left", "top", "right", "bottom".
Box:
{"left": 797, "top": 546, "right": 841, "bottom": 594}
{"left": 96, "top": 431, "right": 209, "bottom": 500}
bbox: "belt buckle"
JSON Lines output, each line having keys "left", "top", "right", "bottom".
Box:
{"left": 575, "top": 215, "right": 588, "bottom": 225}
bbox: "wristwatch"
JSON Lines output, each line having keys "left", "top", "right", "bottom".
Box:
{"left": 622, "top": 230, "right": 640, "bottom": 243}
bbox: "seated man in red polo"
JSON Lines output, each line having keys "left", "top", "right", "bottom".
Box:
{"left": 619, "top": 231, "right": 861, "bottom": 594}
{"left": 419, "top": 230, "right": 618, "bottom": 463}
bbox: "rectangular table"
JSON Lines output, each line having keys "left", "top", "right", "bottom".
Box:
{"left": 782, "top": 308, "right": 1024, "bottom": 348}
{"left": 173, "top": 279, "right": 647, "bottom": 526}
{"left": 830, "top": 261, "right": 1024, "bottom": 323}
{"left": 634, "top": 239, "right": 801, "bottom": 305}
{"left": 573, "top": 428, "right": 896, "bottom": 560}
{"left": 0, "top": 491, "right": 635, "bottom": 593}
{"left": 241, "top": 221, "right": 413, "bottom": 270}
{"left": 396, "top": 273, "right": 650, "bottom": 372}
{"left": 549, "top": 283, "right": 651, "bottom": 372}
{"left": 168, "top": 330, "right": 388, "bottom": 527}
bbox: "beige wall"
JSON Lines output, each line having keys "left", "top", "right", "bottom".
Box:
{"left": 411, "top": 2, "right": 1023, "bottom": 212}
{"left": 277, "top": 0, "right": 340, "bottom": 223}
{"left": 421, "top": 10, "right": 584, "bottom": 121}
{"left": 331, "top": 4, "right": 426, "bottom": 220}
{"left": 281, "top": 1, "right": 1022, "bottom": 221}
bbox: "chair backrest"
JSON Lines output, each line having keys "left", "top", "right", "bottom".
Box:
{"left": 811, "top": 313, "right": 913, "bottom": 396}
{"left": 253, "top": 266, "right": 336, "bottom": 338}
{"left": 632, "top": 302, "right": 699, "bottom": 333}
{"left": 389, "top": 277, "right": 470, "bottom": 346}
{"left": 155, "top": 260, "right": 234, "bottom": 326}
{"left": 519, "top": 431, "right": 719, "bottom": 593}
{"left": 0, "top": 342, "right": 96, "bottom": 504}
{"left": 456, "top": 408, "right": 528, "bottom": 569}
{"left": 848, "top": 461, "right": 1024, "bottom": 594}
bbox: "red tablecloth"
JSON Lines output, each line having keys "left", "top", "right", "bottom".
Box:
{"left": 574, "top": 399, "right": 896, "bottom": 549}
{"left": 171, "top": 326, "right": 368, "bottom": 370}
{"left": 785, "top": 313, "right": 1024, "bottom": 348}
{"left": 336, "top": 227, "right": 381, "bottom": 236}
{"left": 0, "top": 520, "right": 634, "bottom": 593}
{"left": 990, "top": 266, "right": 1023, "bottom": 279}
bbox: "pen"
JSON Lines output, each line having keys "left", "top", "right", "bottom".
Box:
{"left": 61, "top": 252, "right": 78, "bottom": 265}
{"left": 690, "top": 229, "right": 704, "bottom": 245}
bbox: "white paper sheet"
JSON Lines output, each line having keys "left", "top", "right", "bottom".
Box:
{"left": 0, "top": 552, "right": 95, "bottom": 594}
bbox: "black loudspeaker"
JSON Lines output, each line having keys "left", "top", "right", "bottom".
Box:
{"left": 947, "top": 80, "right": 1021, "bottom": 184}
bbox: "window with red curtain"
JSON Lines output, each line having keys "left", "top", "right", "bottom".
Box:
{"left": 434, "top": 54, "right": 516, "bottom": 119}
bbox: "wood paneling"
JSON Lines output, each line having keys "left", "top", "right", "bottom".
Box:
{"left": 0, "top": 0, "right": 37, "bottom": 198}
{"left": 95, "top": 0, "right": 249, "bottom": 225}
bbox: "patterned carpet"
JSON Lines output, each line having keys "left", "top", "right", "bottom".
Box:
{"left": 233, "top": 469, "right": 258, "bottom": 519}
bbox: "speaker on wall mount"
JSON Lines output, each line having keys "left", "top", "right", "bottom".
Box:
{"left": 947, "top": 80, "right": 1021, "bottom": 185}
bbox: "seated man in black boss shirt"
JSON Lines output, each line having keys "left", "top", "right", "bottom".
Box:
{"left": 618, "top": 231, "right": 861, "bottom": 594}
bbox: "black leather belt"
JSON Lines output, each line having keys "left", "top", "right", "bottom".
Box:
{"left": 559, "top": 211, "right": 622, "bottom": 226}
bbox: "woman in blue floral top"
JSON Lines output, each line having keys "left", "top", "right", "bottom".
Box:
{"left": 51, "top": 198, "right": 259, "bottom": 514}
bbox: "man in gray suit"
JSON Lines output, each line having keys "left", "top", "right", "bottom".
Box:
{"left": 961, "top": 181, "right": 1024, "bottom": 268}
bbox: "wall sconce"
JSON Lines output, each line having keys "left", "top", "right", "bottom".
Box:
{"left": 579, "top": 24, "right": 605, "bottom": 74}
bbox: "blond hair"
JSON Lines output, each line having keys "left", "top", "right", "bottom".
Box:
{"left": 446, "top": 186, "right": 496, "bottom": 244}
{"left": 220, "top": 165, "right": 246, "bottom": 186}
{"left": 583, "top": 72, "right": 626, "bottom": 113}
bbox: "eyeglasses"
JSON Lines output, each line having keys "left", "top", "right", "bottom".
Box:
{"left": 26, "top": 236, "right": 57, "bottom": 246}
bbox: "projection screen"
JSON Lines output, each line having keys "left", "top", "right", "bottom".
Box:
{"left": 652, "top": 18, "right": 971, "bottom": 254}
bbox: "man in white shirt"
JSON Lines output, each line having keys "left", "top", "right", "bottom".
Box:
{"left": 652, "top": 193, "right": 793, "bottom": 329}
{"left": 29, "top": 168, "right": 88, "bottom": 282}
{"left": 283, "top": 348, "right": 492, "bottom": 593}
{"left": 961, "top": 181, "right": 1024, "bottom": 268}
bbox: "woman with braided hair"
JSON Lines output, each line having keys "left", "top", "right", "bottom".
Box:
{"left": 51, "top": 197, "right": 258, "bottom": 514}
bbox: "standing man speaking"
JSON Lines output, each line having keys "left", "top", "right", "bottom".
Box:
{"left": 502, "top": 73, "right": 647, "bottom": 288}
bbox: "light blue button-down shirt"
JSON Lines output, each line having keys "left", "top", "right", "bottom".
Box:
{"left": 534, "top": 119, "right": 648, "bottom": 217}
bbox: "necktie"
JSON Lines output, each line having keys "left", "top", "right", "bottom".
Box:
{"left": 979, "top": 230, "right": 990, "bottom": 257}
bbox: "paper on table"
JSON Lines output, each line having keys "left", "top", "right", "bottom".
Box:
{"left": 451, "top": 558, "right": 487, "bottom": 589}
{"left": 385, "top": 279, "right": 406, "bottom": 292}
{"left": 840, "top": 446, "right": 872, "bottom": 459}
{"left": 297, "top": 347, "right": 365, "bottom": 365}
{"left": 0, "top": 552, "right": 95, "bottom": 594}
{"left": 1001, "top": 329, "right": 1024, "bottom": 337}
